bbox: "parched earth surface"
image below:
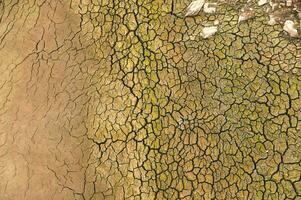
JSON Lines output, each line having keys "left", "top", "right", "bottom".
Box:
{"left": 0, "top": 0, "right": 301, "bottom": 199}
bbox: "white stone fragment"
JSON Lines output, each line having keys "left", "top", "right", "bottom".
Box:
{"left": 258, "top": 0, "right": 268, "bottom": 6}
{"left": 185, "top": 0, "right": 205, "bottom": 16}
{"left": 203, "top": 3, "right": 217, "bottom": 13}
{"left": 201, "top": 26, "right": 218, "bottom": 38}
{"left": 283, "top": 20, "right": 298, "bottom": 37}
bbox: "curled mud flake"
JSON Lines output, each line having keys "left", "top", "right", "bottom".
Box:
{"left": 190, "top": 35, "right": 197, "bottom": 40}
{"left": 298, "top": 11, "right": 301, "bottom": 31}
{"left": 258, "top": 0, "right": 268, "bottom": 6}
{"left": 201, "top": 26, "right": 218, "bottom": 38}
{"left": 272, "top": 7, "right": 296, "bottom": 23}
{"left": 283, "top": 20, "right": 299, "bottom": 37}
{"left": 269, "top": 1, "right": 278, "bottom": 11}
{"left": 286, "top": 0, "right": 292, "bottom": 7}
{"left": 185, "top": 0, "right": 205, "bottom": 16}
{"left": 238, "top": 7, "right": 255, "bottom": 23}
{"left": 203, "top": 3, "right": 217, "bottom": 13}
{"left": 268, "top": 14, "right": 277, "bottom": 25}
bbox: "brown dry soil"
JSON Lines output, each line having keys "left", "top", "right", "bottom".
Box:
{"left": 0, "top": 0, "right": 301, "bottom": 199}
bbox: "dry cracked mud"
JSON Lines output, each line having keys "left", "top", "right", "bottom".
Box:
{"left": 0, "top": 0, "right": 301, "bottom": 199}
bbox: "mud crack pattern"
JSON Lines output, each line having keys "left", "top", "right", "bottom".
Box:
{"left": 0, "top": 0, "right": 301, "bottom": 199}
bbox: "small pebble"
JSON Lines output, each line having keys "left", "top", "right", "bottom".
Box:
{"left": 203, "top": 3, "right": 217, "bottom": 13}
{"left": 201, "top": 26, "right": 218, "bottom": 38}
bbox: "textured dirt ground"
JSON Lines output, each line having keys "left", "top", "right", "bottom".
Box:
{"left": 0, "top": 0, "right": 301, "bottom": 199}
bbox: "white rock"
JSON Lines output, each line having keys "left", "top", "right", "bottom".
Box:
{"left": 283, "top": 20, "right": 298, "bottom": 37}
{"left": 185, "top": 0, "right": 205, "bottom": 16}
{"left": 258, "top": 0, "right": 268, "bottom": 6}
{"left": 201, "top": 26, "right": 218, "bottom": 38}
{"left": 214, "top": 19, "right": 219, "bottom": 25}
{"left": 203, "top": 3, "right": 217, "bottom": 13}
